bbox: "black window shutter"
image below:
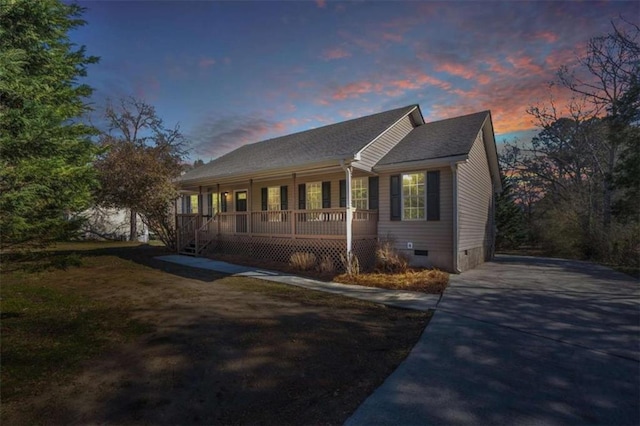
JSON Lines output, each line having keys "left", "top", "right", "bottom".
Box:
{"left": 184, "top": 195, "right": 191, "bottom": 213}
{"left": 261, "top": 187, "right": 268, "bottom": 211}
{"left": 280, "top": 186, "right": 288, "bottom": 210}
{"left": 298, "top": 184, "right": 306, "bottom": 210}
{"left": 339, "top": 179, "right": 346, "bottom": 208}
{"left": 322, "top": 181, "right": 331, "bottom": 209}
{"left": 427, "top": 171, "right": 440, "bottom": 221}
{"left": 369, "top": 176, "right": 379, "bottom": 210}
{"left": 221, "top": 193, "right": 227, "bottom": 213}
{"left": 390, "top": 175, "right": 401, "bottom": 221}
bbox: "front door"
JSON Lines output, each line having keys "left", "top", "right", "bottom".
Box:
{"left": 235, "top": 191, "right": 247, "bottom": 233}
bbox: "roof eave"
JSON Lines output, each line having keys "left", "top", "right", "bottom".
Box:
{"left": 176, "top": 155, "right": 357, "bottom": 187}
{"left": 373, "top": 154, "right": 470, "bottom": 173}
{"left": 480, "top": 112, "right": 503, "bottom": 193}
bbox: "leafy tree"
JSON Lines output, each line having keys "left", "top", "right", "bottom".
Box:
{"left": 0, "top": 0, "right": 99, "bottom": 248}
{"left": 95, "top": 97, "right": 186, "bottom": 248}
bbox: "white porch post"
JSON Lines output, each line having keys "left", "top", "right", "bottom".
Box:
{"left": 344, "top": 164, "right": 353, "bottom": 257}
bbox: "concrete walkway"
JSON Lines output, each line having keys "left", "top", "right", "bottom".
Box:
{"left": 155, "top": 255, "right": 440, "bottom": 311}
{"left": 346, "top": 255, "right": 640, "bottom": 425}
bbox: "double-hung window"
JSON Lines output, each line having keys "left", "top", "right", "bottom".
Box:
{"left": 402, "top": 173, "right": 425, "bottom": 220}
{"left": 189, "top": 194, "right": 199, "bottom": 214}
{"left": 208, "top": 193, "right": 220, "bottom": 216}
{"left": 267, "top": 186, "right": 282, "bottom": 221}
{"left": 351, "top": 177, "right": 368, "bottom": 210}
{"left": 267, "top": 187, "right": 281, "bottom": 211}
{"left": 306, "top": 182, "right": 322, "bottom": 210}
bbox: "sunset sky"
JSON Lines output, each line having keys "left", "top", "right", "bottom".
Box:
{"left": 70, "top": 0, "right": 639, "bottom": 162}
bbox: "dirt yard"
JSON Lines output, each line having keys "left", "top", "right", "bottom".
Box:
{"left": 2, "top": 244, "right": 429, "bottom": 425}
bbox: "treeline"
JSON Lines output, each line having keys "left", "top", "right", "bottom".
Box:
{"left": 497, "top": 19, "right": 639, "bottom": 270}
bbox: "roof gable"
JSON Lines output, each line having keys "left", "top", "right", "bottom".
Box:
{"left": 179, "top": 105, "right": 418, "bottom": 183}
{"left": 376, "top": 111, "right": 491, "bottom": 166}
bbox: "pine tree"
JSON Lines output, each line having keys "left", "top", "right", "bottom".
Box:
{"left": 0, "top": 0, "right": 99, "bottom": 248}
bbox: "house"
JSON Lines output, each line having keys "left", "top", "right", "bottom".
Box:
{"left": 80, "top": 207, "right": 150, "bottom": 242}
{"left": 175, "top": 104, "right": 501, "bottom": 272}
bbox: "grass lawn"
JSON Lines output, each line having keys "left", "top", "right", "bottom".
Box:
{"left": 0, "top": 242, "right": 430, "bottom": 425}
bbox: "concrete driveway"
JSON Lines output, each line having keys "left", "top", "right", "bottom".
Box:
{"left": 346, "top": 255, "right": 640, "bottom": 425}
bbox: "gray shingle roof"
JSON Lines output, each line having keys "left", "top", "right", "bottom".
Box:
{"left": 376, "top": 110, "right": 490, "bottom": 166}
{"left": 179, "top": 105, "right": 417, "bottom": 183}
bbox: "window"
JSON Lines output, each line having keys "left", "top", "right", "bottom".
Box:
{"left": 208, "top": 193, "right": 219, "bottom": 216}
{"left": 189, "top": 194, "right": 199, "bottom": 214}
{"left": 306, "top": 182, "right": 322, "bottom": 210}
{"left": 402, "top": 173, "right": 425, "bottom": 220}
{"left": 351, "top": 177, "right": 368, "bottom": 210}
{"left": 267, "top": 187, "right": 281, "bottom": 211}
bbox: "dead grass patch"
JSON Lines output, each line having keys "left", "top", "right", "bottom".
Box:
{"left": 1, "top": 242, "right": 430, "bottom": 425}
{"left": 334, "top": 269, "right": 449, "bottom": 294}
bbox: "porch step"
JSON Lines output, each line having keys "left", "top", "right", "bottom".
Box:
{"left": 179, "top": 242, "right": 197, "bottom": 256}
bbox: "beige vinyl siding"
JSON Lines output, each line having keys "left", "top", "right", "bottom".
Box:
{"left": 457, "top": 131, "right": 494, "bottom": 270}
{"left": 378, "top": 167, "right": 453, "bottom": 271}
{"left": 357, "top": 115, "right": 415, "bottom": 170}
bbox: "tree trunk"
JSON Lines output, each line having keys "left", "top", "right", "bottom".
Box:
{"left": 129, "top": 209, "right": 137, "bottom": 241}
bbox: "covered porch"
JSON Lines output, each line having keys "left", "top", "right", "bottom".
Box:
{"left": 177, "top": 208, "right": 378, "bottom": 268}
{"left": 175, "top": 162, "right": 380, "bottom": 270}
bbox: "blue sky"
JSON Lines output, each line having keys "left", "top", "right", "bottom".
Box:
{"left": 70, "top": 0, "right": 639, "bottom": 162}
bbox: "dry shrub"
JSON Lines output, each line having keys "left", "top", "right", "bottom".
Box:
{"left": 340, "top": 252, "right": 360, "bottom": 276}
{"left": 318, "top": 255, "right": 335, "bottom": 274}
{"left": 375, "top": 240, "right": 409, "bottom": 273}
{"left": 289, "top": 252, "right": 316, "bottom": 271}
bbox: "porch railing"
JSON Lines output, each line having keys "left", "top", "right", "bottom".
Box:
{"left": 195, "top": 215, "right": 217, "bottom": 254}
{"left": 177, "top": 208, "right": 378, "bottom": 240}
{"left": 177, "top": 214, "right": 201, "bottom": 249}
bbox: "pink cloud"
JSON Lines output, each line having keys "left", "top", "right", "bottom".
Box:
{"left": 329, "top": 70, "right": 451, "bottom": 101}
{"left": 412, "top": 72, "right": 452, "bottom": 90}
{"left": 315, "top": 0, "right": 326, "bottom": 8}
{"left": 484, "top": 58, "right": 511, "bottom": 75}
{"left": 533, "top": 31, "right": 559, "bottom": 43}
{"left": 198, "top": 57, "right": 216, "bottom": 68}
{"left": 435, "top": 62, "right": 492, "bottom": 85}
{"left": 435, "top": 63, "right": 475, "bottom": 80}
{"left": 430, "top": 73, "right": 580, "bottom": 136}
{"left": 506, "top": 54, "right": 544, "bottom": 75}
{"left": 321, "top": 47, "right": 351, "bottom": 60}
{"left": 332, "top": 81, "right": 383, "bottom": 100}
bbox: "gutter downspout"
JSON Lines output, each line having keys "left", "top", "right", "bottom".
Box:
{"left": 340, "top": 160, "right": 353, "bottom": 261}
{"left": 451, "top": 161, "right": 464, "bottom": 273}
